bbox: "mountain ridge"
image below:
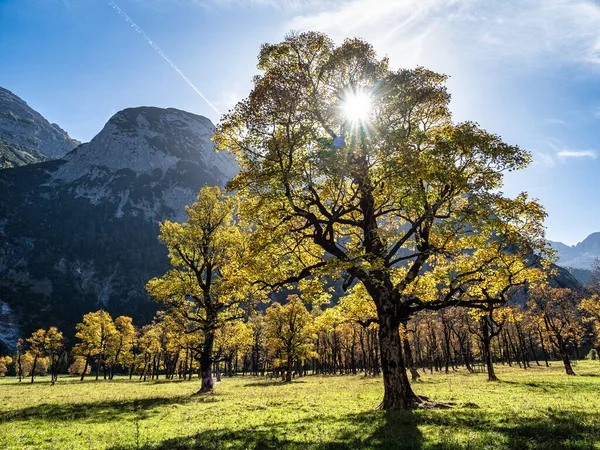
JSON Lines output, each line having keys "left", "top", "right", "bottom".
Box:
{"left": 549, "top": 232, "right": 600, "bottom": 271}
{"left": 0, "top": 86, "right": 80, "bottom": 168}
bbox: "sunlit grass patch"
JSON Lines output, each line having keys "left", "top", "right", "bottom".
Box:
{"left": 1, "top": 361, "right": 599, "bottom": 449}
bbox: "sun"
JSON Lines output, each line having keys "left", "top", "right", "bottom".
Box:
{"left": 342, "top": 91, "right": 372, "bottom": 123}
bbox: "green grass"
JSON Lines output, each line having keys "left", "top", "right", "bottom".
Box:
{"left": 1, "top": 362, "right": 600, "bottom": 449}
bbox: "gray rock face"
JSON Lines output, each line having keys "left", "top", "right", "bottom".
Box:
{"left": 0, "top": 106, "right": 238, "bottom": 348}
{"left": 0, "top": 300, "right": 20, "bottom": 352}
{"left": 50, "top": 106, "right": 238, "bottom": 222}
{"left": 54, "top": 107, "right": 235, "bottom": 183}
{"left": 0, "top": 86, "right": 80, "bottom": 168}
{"left": 549, "top": 232, "right": 600, "bottom": 270}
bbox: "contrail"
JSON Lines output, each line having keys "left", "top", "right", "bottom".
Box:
{"left": 108, "top": 1, "right": 221, "bottom": 117}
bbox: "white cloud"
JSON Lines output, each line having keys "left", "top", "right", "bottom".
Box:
{"left": 138, "top": 0, "right": 344, "bottom": 12}
{"left": 531, "top": 151, "right": 556, "bottom": 167}
{"left": 132, "top": 0, "right": 600, "bottom": 71}
{"left": 286, "top": 0, "right": 600, "bottom": 70}
{"left": 558, "top": 150, "right": 598, "bottom": 159}
{"left": 544, "top": 118, "right": 567, "bottom": 125}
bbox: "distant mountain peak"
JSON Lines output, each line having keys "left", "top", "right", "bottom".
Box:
{"left": 549, "top": 232, "right": 600, "bottom": 270}
{"left": 48, "top": 106, "right": 237, "bottom": 221}
{"left": 0, "top": 86, "right": 80, "bottom": 168}
{"left": 54, "top": 106, "right": 234, "bottom": 176}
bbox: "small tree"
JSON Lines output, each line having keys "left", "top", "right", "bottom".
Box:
{"left": 21, "top": 352, "right": 49, "bottom": 379}
{"left": 147, "top": 187, "right": 261, "bottom": 394}
{"left": 579, "top": 294, "right": 600, "bottom": 351}
{"left": 529, "top": 285, "right": 584, "bottom": 375}
{"left": 45, "top": 327, "right": 66, "bottom": 381}
{"left": 24, "top": 327, "right": 65, "bottom": 383}
{"left": 266, "top": 295, "right": 316, "bottom": 382}
{"left": 466, "top": 306, "right": 511, "bottom": 381}
{"left": 73, "top": 310, "right": 117, "bottom": 381}
{"left": 26, "top": 329, "right": 46, "bottom": 383}
{"left": 108, "top": 316, "right": 137, "bottom": 379}
{"left": 248, "top": 314, "right": 267, "bottom": 376}
{"left": 214, "top": 321, "right": 253, "bottom": 377}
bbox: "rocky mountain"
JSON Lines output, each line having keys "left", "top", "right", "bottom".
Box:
{"left": 0, "top": 87, "right": 80, "bottom": 168}
{"left": 549, "top": 232, "right": 600, "bottom": 271}
{"left": 0, "top": 106, "right": 237, "bottom": 349}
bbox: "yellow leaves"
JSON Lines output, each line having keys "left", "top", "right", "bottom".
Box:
{"left": 73, "top": 310, "right": 136, "bottom": 366}
{"left": 20, "top": 352, "right": 48, "bottom": 376}
{"left": 337, "top": 284, "right": 378, "bottom": 329}
{"left": 469, "top": 306, "right": 513, "bottom": 322}
{"left": 265, "top": 295, "right": 316, "bottom": 361}
{"left": 26, "top": 327, "right": 64, "bottom": 357}
{"left": 0, "top": 355, "right": 13, "bottom": 376}
{"left": 298, "top": 278, "right": 332, "bottom": 307}
{"left": 314, "top": 307, "right": 344, "bottom": 332}
{"left": 580, "top": 294, "right": 600, "bottom": 321}
{"left": 147, "top": 186, "right": 263, "bottom": 337}
{"left": 580, "top": 295, "right": 600, "bottom": 341}
{"left": 528, "top": 285, "right": 585, "bottom": 342}
{"left": 215, "top": 321, "right": 253, "bottom": 356}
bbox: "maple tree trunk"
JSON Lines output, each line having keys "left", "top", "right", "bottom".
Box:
{"left": 558, "top": 337, "right": 575, "bottom": 376}
{"left": 377, "top": 312, "right": 419, "bottom": 410}
{"left": 197, "top": 330, "right": 215, "bottom": 394}
{"left": 80, "top": 357, "right": 89, "bottom": 381}
{"left": 481, "top": 317, "right": 498, "bottom": 381}
{"left": 30, "top": 356, "right": 38, "bottom": 383}
{"left": 285, "top": 353, "right": 293, "bottom": 382}
{"left": 216, "top": 362, "right": 222, "bottom": 382}
{"left": 359, "top": 331, "right": 368, "bottom": 376}
{"left": 483, "top": 336, "right": 498, "bottom": 381}
{"left": 402, "top": 321, "right": 420, "bottom": 382}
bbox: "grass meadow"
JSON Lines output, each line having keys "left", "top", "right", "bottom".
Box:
{"left": 1, "top": 362, "right": 599, "bottom": 449}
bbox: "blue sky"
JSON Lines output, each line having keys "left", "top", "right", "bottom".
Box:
{"left": 1, "top": 0, "right": 599, "bottom": 245}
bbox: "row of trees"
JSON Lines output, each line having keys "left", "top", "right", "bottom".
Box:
{"left": 3, "top": 283, "right": 598, "bottom": 386}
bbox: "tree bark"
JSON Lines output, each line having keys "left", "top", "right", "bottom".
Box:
{"left": 538, "top": 328, "right": 549, "bottom": 367}
{"left": 558, "top": 338, "right": 575, "bottom": 375}
{"left": 81, "top": 356, "right": 89, "bottom": 381}
{"left": 481, "top": 317, "right": 498, "bottom": 382}
{"left": 401, "top": 322, "right": 420, "bottom": 382}
{"left": 30, "top": 356, "right": 38, "bottom": 383}
{"left": 285, "top": 353, "right": 293, "bottom": 382}
{"left": 197, "top": 330, "right": 215, "bottom": 394}
{"left": 377, "top": 313, "right": 419, "bottom": 410}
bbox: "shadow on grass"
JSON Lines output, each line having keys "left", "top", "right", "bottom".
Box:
{"left": 420, "top": 408, "right": 600, "bottom": 449}
{"left": 242, "top": 380, "right": 307, "bottom": 388}
{"left": 108, "top": 410, "right": 423, "bottom": 450}
{"left": 500, "top": 411, "right": 600, "bottom": 449}
{"left": 500, "top": 378, "right": 600, "bottom": 393}
{"left": 107, "top": 407, "right": 599, "bottom": 450}
{"left": 0, "top": 394, "right": 200, "bottom": 424}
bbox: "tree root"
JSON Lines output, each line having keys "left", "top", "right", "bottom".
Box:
{"left": 417, "top": 399, "right": 454, "bottom": 409}
{"left": 191, "top": 387, "right": 213, "bottom": 396}
{"left": 372, "top": 394, "right": 455, "bottom": 410}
